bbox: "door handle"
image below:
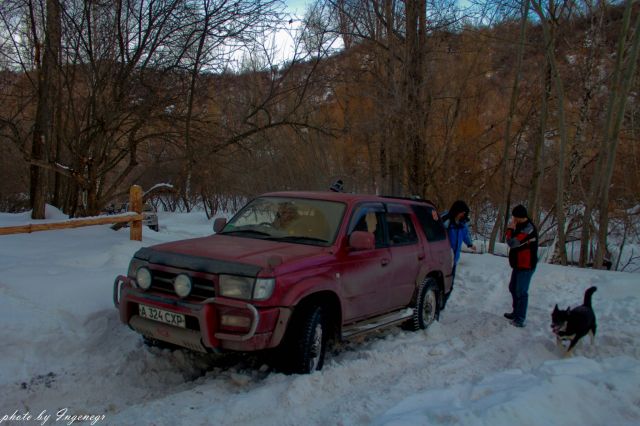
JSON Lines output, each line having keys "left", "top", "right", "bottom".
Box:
{"left": 381, "top": 258, "right": 390, "bottom": 266}
{"left": 418, "top": 253, "right": 425, "bottom": 260}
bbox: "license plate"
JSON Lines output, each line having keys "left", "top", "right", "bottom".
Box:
{"left": 139, "top": 304, "right": 186, "bottom": 328}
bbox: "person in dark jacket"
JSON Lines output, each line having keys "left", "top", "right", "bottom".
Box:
{"left": 503, "top": 204, "right": 538, "bottom": 328}
{"left": 441, "top": 200, "right": 476, "bottom": 307}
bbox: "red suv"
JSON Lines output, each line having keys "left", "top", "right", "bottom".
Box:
{"left": 114, "top": 191, "right": 453, "bottom": 373}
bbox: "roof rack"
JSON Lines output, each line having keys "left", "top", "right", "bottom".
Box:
{"left": 381, "top": 195, "right": 436, "bottom": 206}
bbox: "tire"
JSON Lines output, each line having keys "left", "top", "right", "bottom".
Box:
{"left": 284, "top": 305, "right": 327, "bottom": 374}
{"left": 408, "top": 278, "right": 439, "bottom": 331}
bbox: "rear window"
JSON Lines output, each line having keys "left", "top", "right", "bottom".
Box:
{"left": 385, "top": 213, "right": 418, "bottom": 246}
{"left": 411, "top": 205, "right": 447, "bottom": 242}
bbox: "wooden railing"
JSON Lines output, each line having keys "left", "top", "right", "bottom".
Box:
{"left": 0, "top": 185, "right": 145, "bottom": 241}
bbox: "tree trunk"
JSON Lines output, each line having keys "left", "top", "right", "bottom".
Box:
{"left": 572, "top": 5, "right": 604, "bottom": 267}
{"left": 532, "top": 0, "right": 569, "bottom": 265}
{"left": 404, "top": 0, "right": 427, "bottom": 197}
{"left": 336, "top": 0, "right": 352, "bottom": 49}
{"left": 182, "top": 3, "right": 211, "bottom": 211}
{"left": 595, "top": 2, "right": 640, "bottom": 268}
{"left": 30, "top": 0, "right": 61, "bottom": 219}
{"left": 385, "top": 0, "right": 401, "bottom": 196}
{"left": 489, "top": 0, "right": 529, "bottom": 254}
{"left": 547, "top": 47, "right": 569, "bottom": 266}
{"left": 528, "top": 59, "right": 550, "bottom": 224}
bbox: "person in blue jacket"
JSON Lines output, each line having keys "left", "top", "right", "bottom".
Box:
{"left": 441, "top": 200, "right": 476, "bottom": 308}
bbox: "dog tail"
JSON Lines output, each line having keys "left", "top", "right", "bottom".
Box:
{"left": 584, "top": 286, "right": 597, "bottom": 308}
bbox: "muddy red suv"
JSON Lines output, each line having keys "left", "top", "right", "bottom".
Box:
{"left": 114, "top": 191, "right": 453, "bottom": 373}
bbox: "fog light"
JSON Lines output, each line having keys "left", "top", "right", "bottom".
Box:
{"left": 174, "top": 274, "right": 192, "bottom": 298}
{"left": 136, "top": 267, "right": 152, "bottom": 290}
{"left": 220, "top": 314, "right": 251, "bottom": 328}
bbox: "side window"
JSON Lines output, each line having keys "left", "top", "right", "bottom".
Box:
{"left": 411, "top": 205, "right": 447, "bottom": 242}
{"left": 348, "top": 204, "right": 385, "bottom": 248}
{"left": 385, "top": 213, "right": 418, "bottom": 246}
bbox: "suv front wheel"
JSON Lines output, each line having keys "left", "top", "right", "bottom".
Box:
{"left": 283, "top": 305, "right": 327, "bottom": 374}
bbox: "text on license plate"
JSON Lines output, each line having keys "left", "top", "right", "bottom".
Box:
{"left": 139, "top": 304, "right": 186, "bottom": 328}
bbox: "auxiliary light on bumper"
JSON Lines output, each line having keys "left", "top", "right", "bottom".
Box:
{"left": 173, "top": 273, "right": 192, "bottom": 298}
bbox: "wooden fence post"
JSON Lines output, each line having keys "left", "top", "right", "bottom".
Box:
{"left": 130, "top": 185, "right": 143, "bottom": 241}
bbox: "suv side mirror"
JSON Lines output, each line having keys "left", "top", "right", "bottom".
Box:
{"left": 213, "top": 218, "right": 227, "bottom": 233}
{"left": 349, "top": 231, "right": 375, "bottom": 251}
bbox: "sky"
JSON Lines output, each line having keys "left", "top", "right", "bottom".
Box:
{"left": 0, "top": 206, "right": 638, "bottom": 425}
{"left": 285, "top": 0, "right": 311, "bottom": 15}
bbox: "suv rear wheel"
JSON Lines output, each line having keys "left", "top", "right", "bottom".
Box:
{"left": 408, "top": 278, "right": 439, "bottom": 331}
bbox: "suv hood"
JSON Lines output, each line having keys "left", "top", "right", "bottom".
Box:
{"left": 134, "top": 234, "right": 328, "bottom": 276}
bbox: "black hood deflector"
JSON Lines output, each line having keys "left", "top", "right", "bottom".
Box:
{"left": 134, "top": 247, "right": 262, "bottom": 277}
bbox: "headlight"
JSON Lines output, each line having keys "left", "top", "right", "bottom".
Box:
{"left": 219, "top": 275, "right": 276, "bottom": 300}
{"left": 136, "top": 267, "right": 152, "bottom": 290}
{"left": 174, "top": 274, "right": 192, "bottom": 298}
{"left": 219, "top": 275, "right": 254, "bottom": 299}
{"left": 253, "top": 278, "right": 275, "bottom": 300}
{"left": 127, "top": 258, "right": 147, "bottom": 278}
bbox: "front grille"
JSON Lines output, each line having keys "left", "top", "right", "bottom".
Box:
{"left": 149, "top": 269, "right": 216, "bottom": 301}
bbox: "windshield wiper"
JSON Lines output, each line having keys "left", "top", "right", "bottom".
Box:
{"left": 267, "top": 235, "right": 328, "bottom": 244}
{"left": 219, "top": 229, "right": 271, "bottom": 237}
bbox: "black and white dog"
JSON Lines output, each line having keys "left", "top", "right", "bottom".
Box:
{"left": 551, "top": 286, "right": 597, "bottom": 356}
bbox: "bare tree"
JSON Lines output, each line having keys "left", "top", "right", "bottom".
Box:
{"left": 320, "top": 0, "right": 463, "bottom": 196}
{"left": 530, "top": 0, "right": 572, "bottom": 265}
{"left": 489, "top": 0, "right": 529, "bottom": 254}
{"left": 178, "top": 0, "right": 284, "bottom": 210}
{"left": 593, "top": 0, "right": 640, "bottom": 268}
{"left": 527, "top": 58, "right": 550, "bottom": 225}
{"left": 1, "top": 0, "right": 293, "bottom": 216}
{"left": 27, "top": 0, "right": 61, "bottom": 218}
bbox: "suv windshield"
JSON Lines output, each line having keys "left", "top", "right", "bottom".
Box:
{"left": 221, "top": 197, "right": 346, "bottom": 245}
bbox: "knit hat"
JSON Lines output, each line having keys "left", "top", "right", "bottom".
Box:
{"left": 512, "top": 204, "right": 528, "bottom": 218}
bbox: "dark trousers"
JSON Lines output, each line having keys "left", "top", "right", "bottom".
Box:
{"left": 509, "top": 268, "right": 535, "bottom": 324}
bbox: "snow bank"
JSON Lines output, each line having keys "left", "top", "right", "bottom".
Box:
{"left": 0, "top": 204, "right": 67, "bottom": 225}
{"left": 375, "top": 356, "right": 640, "bottom": 426}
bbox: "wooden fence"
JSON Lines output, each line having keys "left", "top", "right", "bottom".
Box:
{"left": 0, "top": 185, "right": 145, "bottom": 241}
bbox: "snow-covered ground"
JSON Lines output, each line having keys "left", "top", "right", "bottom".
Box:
{"left": 0, "top": 208, "right": 639, "bottom": 426}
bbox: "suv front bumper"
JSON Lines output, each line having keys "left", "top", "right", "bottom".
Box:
{"left": 113, "top": 276, "right": 290, "bottom": 352}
